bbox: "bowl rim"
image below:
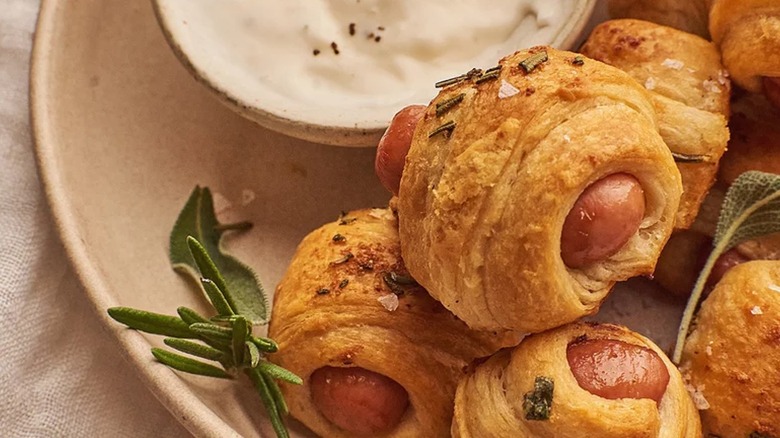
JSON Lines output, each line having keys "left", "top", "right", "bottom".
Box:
{"left": 151, "top": 0, "right": 598, "bottom": 147}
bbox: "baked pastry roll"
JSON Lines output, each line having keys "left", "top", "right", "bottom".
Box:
{"left": 709, "top": 0, "right": 780, "bottom": 94}
{"left": 719, "top": 90, "right": 780, "bottom": 185}
{"left": 398, "top": 46, "right": 682, "bottom": 332}
{"left": 267, "top": 208, "right": 518, "bottom": 437}
{"left": 581, "top": 19, "right": 730, "bottom": 229}
{"left": 680, "top": 260, "right": 780, "bottom": 437}
{"left": 608, "top": 0, "right": 713, "bottom": 38}
{"left": 654, "top": 91, "right": 780, "bottom": 297}
{"left": 453, "top": 322, "right": 701, "bottom": 437}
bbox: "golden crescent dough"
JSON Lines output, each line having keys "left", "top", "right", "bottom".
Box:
{"left": 452, "top": 322, "right": 701, "bottom": 437}
{"left": 710, "top": 0, "right": 780, "bottom": 92}
{"left": 267, "top": 208, "right": 519, "bottom": 438}
{"left": 719, "top": 91, "right": 780, "bottom": 186}
{"left": 654, "top": 90, "right": 780, "bottom": 297}
{"left": 680, "top": 260, "right": 780, "bottom": 437}
{"left": 397, "top": 47, "right": 682, "bottom": 332}
{"left": 581, "top": 19, "right": 730, "bottom": 230}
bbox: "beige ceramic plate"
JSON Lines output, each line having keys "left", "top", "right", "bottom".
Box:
{"left": 152, "top": 0, "right": 597, "bottom": 147}
{"left": 31, "top": 1, "right": 684, "bottom": 437}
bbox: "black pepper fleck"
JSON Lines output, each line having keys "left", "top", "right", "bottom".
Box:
{"left": 316, "top": 288, "right": 330, "bottom": 295}
{"left": 332, "top": 233, "right": 346, "bottom": 243}
{"left": 313, "top": 49, "right": 320, "bottom": 56}
{"left": 330, "top": 42, "right": 340, "bottom": 55}
{"left": 339, "top": 279, "right": 349, "bottom": 289}
{"left": 349, "top": 23, "right": 356, "bottom": 36}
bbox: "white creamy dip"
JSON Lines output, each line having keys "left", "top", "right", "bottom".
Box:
{"left": 159, "top": 0, "right": 576, "bottom": 132}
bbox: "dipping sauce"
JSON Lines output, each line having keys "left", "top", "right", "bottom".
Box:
{"left": 160, "top": 0, "right": 574, "bottom": 128}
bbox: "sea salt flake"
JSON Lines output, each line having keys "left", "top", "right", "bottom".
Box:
{"left": 685, "top": 383, "right": 710, "bottom": 410}
{"left": 705, "top": 345, "right": 713, "bottom": 356}
{"left": 662, "top": 58, "right": 684, "bottom": 70}
{"left": 369, "top": 208, "right": 394, "bottom": 220}
{"left": 377, "top": 293, "right": 399, "bottom": 311}
{"left": 644, "top": 77, "right": 656, "bottom": 90}
{"left": 241, "top": 189, "right": 256, "bottom": 206}
{"left": 768, "top": 284, "right": 780, "bottom": 294}
{"left": 751, "top": 305, "right": 764, "bottom": 315}
{"left": 563, "top": 134, "right": 571, "bottom": 143}
{"left": 702, "top": 79, "right": 722, "bottom": 94}
{"left": 498, "top": 79, "right": 520, "bottom": 99}
{"left": 717, "top": 69, "right": 730, "bottom": 85}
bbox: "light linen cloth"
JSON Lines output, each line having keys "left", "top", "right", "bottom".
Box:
{"left": 0, "top": 2, "right": 188, "bottom": 436}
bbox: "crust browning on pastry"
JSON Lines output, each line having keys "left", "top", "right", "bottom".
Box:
{"left": 709, "top": 0, "right": 780, "bottom": 93}
{"left": 654, "top": 89, "right": 780, "bottom": 297}
{"left": 581, "top": 19, "right": 730, "bottom": 229}
{"left": 719, "top": 91, "right": 780, "bottom": 186}
{"left": 608, "top": 0, "right": 713, "bottom": 38}
{"left": 452, "top": 323, "right": 701, "bottom": 437}
{"left": 267, "top": 208, "right": 519, "bottom": 438}
{"left": 680, "top": 261, "right": 780, "bottom": 436}
{"left": 397, "top": 46, "right": 682, "bottom": 332}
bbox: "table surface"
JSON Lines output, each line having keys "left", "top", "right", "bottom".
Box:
{"left": 1, "top": 1, "right": 188, "bottom": 436}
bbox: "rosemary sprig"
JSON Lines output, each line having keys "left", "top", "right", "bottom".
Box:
{"left": 108, "top": 187, "right": 300, "bottom": 438}
{"left": 672, "top": 171, "right": 780, "bottom": 363}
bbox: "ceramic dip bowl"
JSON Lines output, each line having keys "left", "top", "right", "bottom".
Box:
{"left": 153, "top": 0, "right": 597, "bottom": 147}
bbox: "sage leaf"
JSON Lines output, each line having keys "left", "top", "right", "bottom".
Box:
{"left": 257, "top": 361, "right": 303, "bottom": 385}
{"left": 164, "top": 338, "right": 224, "bottom": 361}
{"left": 672, "top": 171, "right": 780, "bottom": 364}
{"left": 108, "top": 307, "right": 194, "bottom": 339}
{"left": 152, "top": 348, "right": 230, "bottom": 378}
{"left": 170, "top": 186, "right": 268, "bottom": 324}
{"left": 246, "top": 368, "right": 289, "bottom": 438}
{"left": 714, "top": 171, "right": 780, "bottom": 251}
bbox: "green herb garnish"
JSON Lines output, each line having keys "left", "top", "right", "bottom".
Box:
{"left": 673, "top": 171, "right": 780, "bottom": 363}
{"left": 109, "top": 186, "right": 300, "bottom": 438}
{"left": 523, "top": 376, "right": 554, "bottom": 420}
{"left": 330, "top": 252, "right": 354, "bottom": 265}
{"left": 672, "top": 152, "right": 709, "bottom": 163}
{"left": 434, "top": 68, "right": 482, "bottom": 88}
{"left": 519, "top": 50, "right": 549, "bottom": 74}
{"left": 170, "top": 186, "right": 267, "bottom": 324}
{"left": 475, "top": 66, "right": 502, "bottom": 84}
{"left": 429, "top": 120, "right": 456, "bottom": 139}
{"left": 435, "top": 93, "right": 465, "bottom": 117}
{"left": 382, "top": 271, "right": 418, "bottom": 295}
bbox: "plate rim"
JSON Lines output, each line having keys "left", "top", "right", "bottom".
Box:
{"left": 29, "top": 1, "right": 242, "bottom": 436}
